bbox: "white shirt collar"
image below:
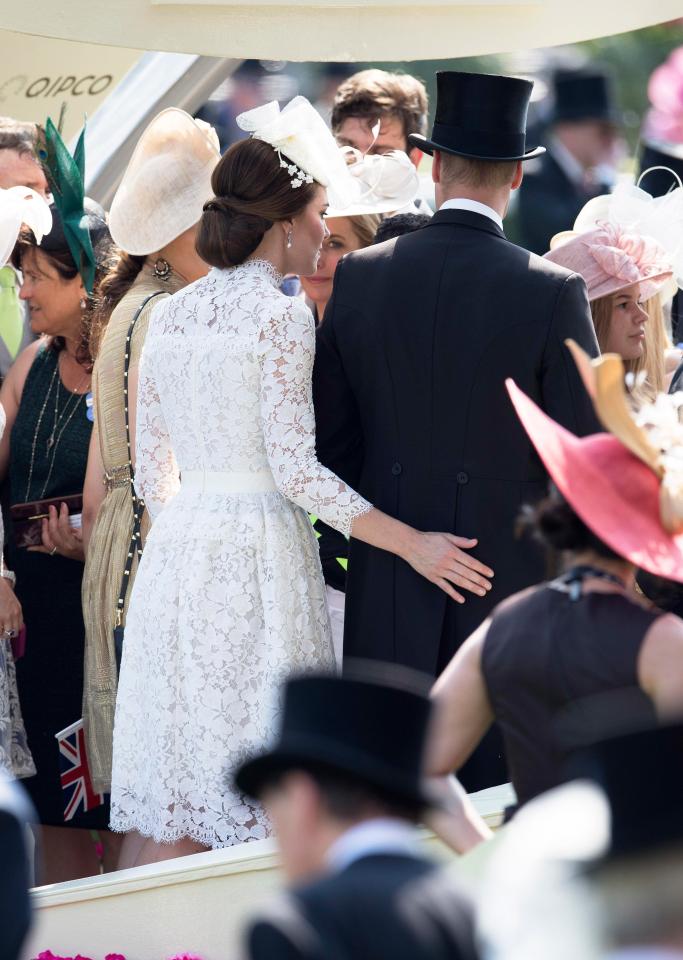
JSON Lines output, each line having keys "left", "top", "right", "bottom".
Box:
{"left": 438, "top": 198, "right": 503, "bottom": 231}
{"left": 550, "top": 134, "right": 586, "bottom": 188}
{"left": 326, "top": 818, "right": 420, "bottom": 874}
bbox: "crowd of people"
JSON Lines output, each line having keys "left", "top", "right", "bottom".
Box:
{"left": 2, "top": 52, "right": 683, "bottom": 960}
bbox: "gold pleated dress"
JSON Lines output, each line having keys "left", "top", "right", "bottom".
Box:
{"left": 82, "top": 266, "right": 183, "bottom": 793}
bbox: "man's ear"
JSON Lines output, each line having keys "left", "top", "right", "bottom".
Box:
{"left": 511, "top": 160, "right": 523, "bottom": 191}
{"left": 408, "top": 146, "right": 423, "bottom": 170}
{"left": 432, "top": 150, "right": 442, "bottom": 185}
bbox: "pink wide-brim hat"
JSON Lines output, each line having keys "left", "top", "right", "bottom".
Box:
{"left": 543, "top": 222, "right": 673, "bottom": 302}
{"left": 506, "top": 379, "right": 683, "bottom": 582}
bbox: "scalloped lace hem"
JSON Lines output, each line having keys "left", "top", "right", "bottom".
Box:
{"left": 108, "top": 816, "right": 273, "bottom": 849}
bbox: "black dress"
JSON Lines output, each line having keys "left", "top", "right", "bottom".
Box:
{"left": 481, "top": 580, "right": 660, "bottom": 809}
{"left": 10, "top": 345, "right": 108, "bottom": 828}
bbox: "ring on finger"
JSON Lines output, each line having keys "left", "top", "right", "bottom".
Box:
{"left": 50, "top": 546, "right": 58, "bottom": 556}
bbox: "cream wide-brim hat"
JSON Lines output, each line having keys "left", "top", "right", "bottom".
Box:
{"left": 108, "top": 108, "right": 220, "bottom": 256}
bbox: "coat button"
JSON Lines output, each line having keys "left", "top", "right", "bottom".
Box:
{"left": 456, "top": 471, "right": 469, "bottom": 484}
{"left": 391, "top": 462, "right": 403, "bottom": 477}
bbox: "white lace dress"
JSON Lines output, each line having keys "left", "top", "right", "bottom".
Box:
{"left": 109, "top": 259, "right": 372, "bottom": 848}
{"left": 0, "top": 406, "right": 35, "bottom": 780}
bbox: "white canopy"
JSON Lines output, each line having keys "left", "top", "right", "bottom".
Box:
{"left": 0, "top": 1, "right": 680, "bottom": 61}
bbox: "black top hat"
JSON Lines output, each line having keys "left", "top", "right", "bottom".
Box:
{"left": 638, "top": 141, "right": 683, "bottom": 198}
{"left": 551, "top": 68, "right": 619, "bottom": 125}
{"left": 234, "top": 672, "right": 434, "bottom": 810}
{"left": 408, "top": 71, "right": 544, "bottom": 163}
{"left": 568, "top": 723, "right": 683, "bottom": 862}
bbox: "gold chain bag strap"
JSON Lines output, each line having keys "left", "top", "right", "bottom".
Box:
{"left": 113, "top": 291, "right": 165, "bottom": 673}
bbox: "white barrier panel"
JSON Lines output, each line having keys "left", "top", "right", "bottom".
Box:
{"left": 25, "top": 784, "right": 513, "bottom": 960}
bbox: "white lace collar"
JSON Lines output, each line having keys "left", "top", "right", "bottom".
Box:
{"left": 232, "top": 258, "right": 284, "bottom": 288}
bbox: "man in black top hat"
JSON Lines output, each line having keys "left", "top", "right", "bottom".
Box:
{"left": 313, "top": 70, "right": 599, "bottom": 791}
{"left": 236, "top": 671, "right": 484, "bottom": 960}
{"left": 516, "top": 68, "right": 622, "bottom": 254}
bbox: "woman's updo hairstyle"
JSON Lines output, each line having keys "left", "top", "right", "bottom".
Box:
{"left": 196, "top": 138, "right": 319, "bottom": 268}
{"left": 518, "top": 486, "right": 622, "bottom": 560}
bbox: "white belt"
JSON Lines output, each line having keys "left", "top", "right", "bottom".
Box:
{"left": 181, "top": 469, "right": 278, "bottom": 494}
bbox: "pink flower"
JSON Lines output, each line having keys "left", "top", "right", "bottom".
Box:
{"left": 105, "top": 954, "right": 126, "bottom": 960}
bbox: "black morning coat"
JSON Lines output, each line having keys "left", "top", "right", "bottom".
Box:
{"left": 245, "top": 852, "right": 480, "bottom": 960}
{"left": 313, "top": 208, "right": 600, "bottom": 680}
{"left": 514, "top": 148, "right": 611, "bottom": 255}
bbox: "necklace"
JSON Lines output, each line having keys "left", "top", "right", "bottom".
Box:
{"left": 45, "top": 356, "right": 89, "bottom": 453}
{"left": 23, "top": 353, "right": 91, "bottom": 502}
{"left": 550, "top": 564, "right": 628, "bottom": 602}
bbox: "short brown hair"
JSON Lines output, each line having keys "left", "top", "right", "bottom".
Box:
{"left": 439, "top": 152, "right": 518, "bottom": 190}
{"left": 196, "top": 138, "right": 318, "bottom": 269}
{"left": 331, "top": 69, "right": 428, "bottom": 142}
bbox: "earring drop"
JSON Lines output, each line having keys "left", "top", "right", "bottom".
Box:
{"left": 286, "top": 229, "right": 293, "bottom": 250}
{"left": 80, "top": 297, "right": 87, "bottom": 310}
{"left": 153, "top": 258, "right": 172, "bottom": 281}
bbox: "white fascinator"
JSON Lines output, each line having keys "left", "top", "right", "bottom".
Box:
{"left": 0, "top": 186, "right": 52, "bottom": 267}
{"left": 326, "top": 148, "right": 420, "bottom": 218}
{"left": 572, "top": 172, "right": 683, "bottom": 292}
{"left": 236, "top": 96, "right": 356, "bottom": 209}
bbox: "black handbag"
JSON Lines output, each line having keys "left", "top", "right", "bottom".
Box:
{"left": 113, "top": 292, "right": 165, "bottom": 672}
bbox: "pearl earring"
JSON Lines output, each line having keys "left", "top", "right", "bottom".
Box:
{"left": 80, "top": 297, "right": 87, "bottom": 310}
{"left": 286, "top": 229, "right": 293, "bottom": 250}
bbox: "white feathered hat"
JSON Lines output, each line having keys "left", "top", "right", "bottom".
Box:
{"left": 0, "top": 186, "right": 52, "bottom": 266}
{"left": 236, "top": 96, "right": 356, "bottom": 210}
{"left": 109, "top": 108, "right": 220, "bottom": 256}
{"left": 326, "top": 148, "right": 420, "bottom": 218}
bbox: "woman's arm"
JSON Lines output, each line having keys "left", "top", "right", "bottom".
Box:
{"left": 423, "top": 775, "right": 493, "bottom": 853}
{"left": 638, "top": 614, "right": 683, "bottom": 718}
{"left": 259, "top": 300, "right": 493, "bottom": 602}
{"left": 0, "top": 339, "right": 42, "bottom": 483}
{"left": 82, "top": 423, "right": 105, "bottom": 553}
{"left": 428, "top": 620, "right": 496, "bottom": 775}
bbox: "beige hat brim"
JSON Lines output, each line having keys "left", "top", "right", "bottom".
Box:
{"left": 109, "top": 108, "right": 220, "bottom": 256}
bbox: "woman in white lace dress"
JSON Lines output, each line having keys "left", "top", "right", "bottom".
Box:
{"left": 110, "top": 98, "right": 493, "bottom": 865}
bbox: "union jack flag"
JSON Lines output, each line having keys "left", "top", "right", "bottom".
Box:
{"left": 55, "top": 719, "right": 105, "bottom": 822}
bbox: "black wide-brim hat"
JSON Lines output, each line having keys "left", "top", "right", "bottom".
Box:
{"left": 408, "top": 70, "right": 545, "bottom": 163}
{"left": 234, "top": 670, "right": 435, "bottom": 811}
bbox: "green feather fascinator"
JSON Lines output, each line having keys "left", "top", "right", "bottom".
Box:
{"left": 36, "top": 117, "right": 98, "bottom": 293}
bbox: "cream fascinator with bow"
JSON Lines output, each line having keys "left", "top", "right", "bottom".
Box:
{"left": 236, "top": 96, "right": 356, "bottom": 210}
{"left": 567, "top": 339, "right": 683, "bottom": 534}
{"left": 0, "top": 186, "right": 52, "bottom": 266}
{"left": 325, "top": 148, "right": 420, "bottom": 218}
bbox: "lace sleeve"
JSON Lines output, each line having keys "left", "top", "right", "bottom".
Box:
{"left": 135, "top": 336, "right": 180, "bottom": 521}
{"left": 258, "top": 297, "right": 372, "bottom": 537}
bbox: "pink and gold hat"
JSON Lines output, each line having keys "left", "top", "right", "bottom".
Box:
{"left": 506, "top": 344, "right": 683, "bottom": 581}
{"left": 543, "top": 222, "right": 673, "bottom": 302}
